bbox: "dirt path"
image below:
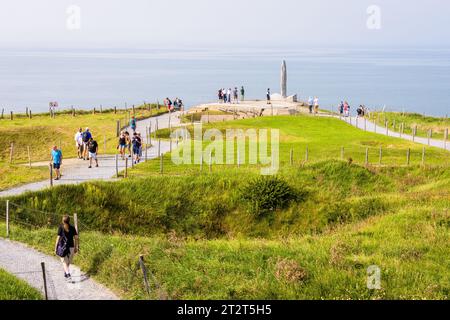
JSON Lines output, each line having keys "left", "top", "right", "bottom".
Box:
{"left": 0, "top": 112, "right": 181, "bottom": 198}
{"left": 0, "top": 238, "right": 118, "bottom": 300}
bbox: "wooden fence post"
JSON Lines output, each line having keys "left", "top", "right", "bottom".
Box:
{"left": 427, "top": 129, "right": 431, "bottom": 146}
{"left": 1, "top": 108, "right": 4, "bottom": 119}
{"left": 421, "top": 147, "right": 426, "bottom": 166}
{"left": 365, "top": 148, "right": 369, "bottom": 166}
{"left": 209, "top": 150, "right": 212, "bottom": 173}
{"left": 160, "top": 153, "right": 163, "bottom": 174}
{"left": 9, "top": 143, "right": 14, "bottom": 163}
{"left": 6, "top": 200, "right": 9, "bottom": 238}
{"left": 445, "top": 128, "right": 448, "bottom": 150}
{"left": 145, "top": 145, "right": 148, "bottom": 161}
{"left": 290, "top": 149, "right": 293, "bottom": 166}
{"left": 49, "top": 163, "right": 53, "bottom": 187}
{"left": 385, "top": 120, "right": 388, "bottom": 135}
{"left": 74, "top": 213, "right": 78, "bottom": 235}
{"left": 305, "top": 146, "right": 309, "bottom": 162}
{"left": 413, "top": 126, "right": 417, "bottom": 142}
{"left": 116, "top": 121, "right": 120, "bottom": 137}
{"left": 364, "top": 117, "right": 367, "bottom": 131}
{"left": 41, "top": 262, "right": 48, "bottom": 300}
{"left": 115, "top": 154, "right": 119, "bottom": 178}
{"left": 157, "top": 140, "right": 161, "bottom": 157}
{"left": 379, "top": 146, "right": 383, "bottom": 165}
{"left": 139, "top": 255, "right": 151, "bottom": 295}
{"left": 10, "top": 111, "right": 13, "bottom": 120}
{"left": 406, "top": 148, "right": 411, "bottom": 166}
{"left": 27, "top": 146, "right": 31, "bottom": 168}
{"left": 29, "top": 110, "right": 32, "bottom": 119}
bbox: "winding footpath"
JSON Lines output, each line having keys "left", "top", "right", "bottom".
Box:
{"left": 0, "top": 112, "right": 181, "bottom": 300}
{"left": 339, "top": 115, "right": 449, "bottom": 151}
{"left": 0, "top": 112, "right": 181, "bottom": 198}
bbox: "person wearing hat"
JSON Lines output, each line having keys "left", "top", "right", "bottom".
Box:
{"left": 81, "top": 127, "right": 92, "bottom": 160}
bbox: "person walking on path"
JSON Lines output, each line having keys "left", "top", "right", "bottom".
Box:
{"left": 54, "top": 215, "right": 79, "bottom": 281}
{"left": 74, "top": 128, "right": 83, "bottom": 159}
{"left": 117, "top": 131, "right": 127, "bottom": 160}
{"left": 267, "top": 88, "right": 271, "bottom": 104}
{"left": 87, "top": 137, "right": 99, "bottom": 168}
{"left": 124, "top": 131, "right": 132, "bottom": 158}
{"left": 308, "top": 96, "right": 314, "bottom": 113}
{"left": 314, "top": 97, "right": 319, "bottom": 114}
{"left": 132, "top": 132, "right": 142, "bottom": 164}
{"left": 130, "top": 116, "right": 137, "bottom": 133}
{"left": 339, "top": 101, "right": 344, "bottom": 116}
{"left": 51, "top": 146, "right": 63, "bottom": 180}
{"left": 81, "top": 128, "right": 92, "bottom": 160}
{"left": 344, "top": 101, "right": 350, "bottom": 117}
{"left": 233, "top": 87, "right": 239, "bottom": 104}
{"left": 240, "top": 86, "right": 245, "bottom": 102}
{"left": 227, "top": 88, "right": 232, "bottom": 104}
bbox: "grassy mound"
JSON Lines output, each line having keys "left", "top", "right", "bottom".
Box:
{"left": 0, "top": 269, "right": 42, "bottom": 300}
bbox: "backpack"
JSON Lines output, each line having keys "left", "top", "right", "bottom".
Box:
{"left": 82, "top": 131, "right": 90, "bottom": 142}
{"left": 56, "top": 228, "right": 70, "bottom": 258}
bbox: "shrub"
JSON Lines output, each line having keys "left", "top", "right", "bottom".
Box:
{"left": 240, "top": 176, "right": 297, "bottom": 217}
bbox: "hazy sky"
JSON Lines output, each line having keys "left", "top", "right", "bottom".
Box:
{"left": 1, "top": 0, "right": 450, "bottom": 48}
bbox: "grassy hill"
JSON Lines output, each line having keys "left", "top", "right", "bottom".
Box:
{"left": 0, "top": 269, "right": 42, "bottom": 300}
{"left": 0, "top": 104, "right": 166, "bottom": 190}
{"left": 0, "top": 113, "right": 448, "bottom": 299}
{"left": 370, "top": 112, "right": 449, "bottom": 140}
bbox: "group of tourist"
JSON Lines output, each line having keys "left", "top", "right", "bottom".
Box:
{"left": 164, "top": 97, "right": 184, "bottom": 111}
{"left": 307, "top": 96, "right": 320, "bottom": 114}
{"left": 117, "top": 128, "right": 143, "bottom": 164}
{"left": 337, "top": 101, "right": 367, "bottom": 117}
{"left": 218, "top": 86, "right": 245, "bottom": 104}
{"left": 51, "top": 128, "right": 99, "bottom": 181}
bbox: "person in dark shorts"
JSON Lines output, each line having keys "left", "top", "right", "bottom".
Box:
{"left": 266, "top": 88, "right": 271, "bottom": 104}
{"left": 81, "top": 127, "right": 92, "bottom": 160}
{"left": 117, "top": 131, "right": 127, "bottom": 160}
{"left": 132, "top": 132, "right": 142, "bottom": 164}
{"left": 55, "top": 215, "right": 79, "bottom": 280}
{"left": 51, "top": 145, "right": 63, "bottom": 180}
{"left": 87, "top": 137, "right": 99, "bottom": 168}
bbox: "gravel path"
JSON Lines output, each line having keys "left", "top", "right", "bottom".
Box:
{"left": 0, "top": 238, "right": 118, "bottom": 300}
{"left": 0, "top": 112, "right": 182, "bottom": 300}
{"left": 340, "top": 116, "right": 449, "bottom": 151}
{"left": 0, "top": 112, "right": 181, "bottom": 198}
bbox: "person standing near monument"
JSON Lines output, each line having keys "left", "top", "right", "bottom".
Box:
{"left": 266, "top": 88, "right": 271, "bottom": 104}
{"left": 308, "top": 96, "right": 314, "bottom": 114}
{"left": 233, "top": 87, "right": 239, "bottom": 104}
{"left": 314, "top": 97, "right": 319, "bottom": 114}
{"left": 240, "top": 86, "right": 245, "bottom": 101}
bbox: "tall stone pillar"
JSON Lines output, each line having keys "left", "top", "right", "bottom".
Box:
{"left": 281, "top": 60, "right": 287, "bottom": 98}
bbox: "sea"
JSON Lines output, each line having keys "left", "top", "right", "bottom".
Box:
{"left": 0, "top": 47, "right": 449, "bottom": 117}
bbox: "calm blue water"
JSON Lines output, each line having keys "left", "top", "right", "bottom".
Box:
{"left": 0, "top": 47, "right": 449, "bottom": 116}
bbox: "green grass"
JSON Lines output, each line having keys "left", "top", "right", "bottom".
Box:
{"left": 0, "top": 104, "right": 167, "bottom": 190}
{"left": 0, "top": 163, "right": 48, "bottom": 191}
{"left": 370, "top": 112, "right": 449, "bottom": 140}
{"left": 181, "top": 110, "right": 232, "bottom": 123}
{"left": 1, "top": 202, "right": 448, "bottom": 300}
{"left": 151, "top": 115, "right": 449, "bottom": 170}
{"left": 0, "top": 113, "right": 448, "bottom": 300}
{"left": 0, "top": 268, "right": 42, "bottom": 300}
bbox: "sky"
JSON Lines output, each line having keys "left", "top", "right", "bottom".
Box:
{"left": 0, "top": 0, "right": 450, "bottom": 49}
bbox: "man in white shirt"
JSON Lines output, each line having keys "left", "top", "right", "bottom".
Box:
{"left": 74, "top": 128, "right": 83, "bottom": 159}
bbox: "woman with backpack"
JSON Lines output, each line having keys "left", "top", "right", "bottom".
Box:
{"left": 54, "top": 215, "right": 79, "bottom": 280}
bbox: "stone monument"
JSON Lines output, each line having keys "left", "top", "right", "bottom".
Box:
{"left": 271, "top": 60, "right": 297, "bottom": 102}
